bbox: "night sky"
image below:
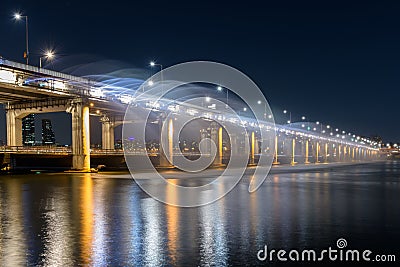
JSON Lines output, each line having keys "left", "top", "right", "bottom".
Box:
{"left": 1, "top": 0, "right": 400, "bottom": 144}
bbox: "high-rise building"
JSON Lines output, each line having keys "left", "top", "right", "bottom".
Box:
{"left": 42, "top": 119, "right": 56, "bottom": 145}
{"left": 22, "top": 114, "right": 35, "bottom": 146}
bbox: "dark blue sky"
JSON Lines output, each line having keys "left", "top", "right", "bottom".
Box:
{"left": 1, "top": 0, "right": 400, "bottom": 143}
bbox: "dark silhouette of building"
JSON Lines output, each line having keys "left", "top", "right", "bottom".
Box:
{"left": 42, "top": 119, "right": 56, "bottom": 145}
{"left": 22, "top": 114, "right": 35, "bottom": 146}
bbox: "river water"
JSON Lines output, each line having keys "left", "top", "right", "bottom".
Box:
{"left": 0, "top": 161, "right": 399, "bottom": 266}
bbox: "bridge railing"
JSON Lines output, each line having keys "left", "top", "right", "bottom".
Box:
{"left": 0, "top": 146, "right": 71, "bottom": 154}
{"left": 0, "top": 59, "right": 89, "bottom": 84}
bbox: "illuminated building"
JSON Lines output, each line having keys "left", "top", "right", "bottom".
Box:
{"left": 22, "top": 114, "right": 35, "bottom": 146}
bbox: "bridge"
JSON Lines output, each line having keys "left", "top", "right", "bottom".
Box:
{"left": 0, "top": 59, "right": 381, "bottom": 172}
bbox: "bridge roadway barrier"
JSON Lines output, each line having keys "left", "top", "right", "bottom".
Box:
{"left": 0, "top": 147, "right": 384, "bottom": 173}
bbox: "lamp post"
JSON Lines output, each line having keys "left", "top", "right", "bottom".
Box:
{"left": 283, "top": 109, "right": 291, "bottom": 125}
{"left": 217, "top": 86, "right": 229, "bottom": 107}
{"left": 14, "top": 13, "right": 29, "bottom": 65}
{"left": 39, "top": 50, "right": 55, "bottom": 68}
{"left": 150, "top": 61, "right": 163, "bottom": 94}
{"left": 257, "top": 100, "right": 268, "bottom": 119}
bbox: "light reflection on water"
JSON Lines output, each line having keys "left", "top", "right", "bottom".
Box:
{"left": 0, "top": 161, "right": 399, "bottom": 266}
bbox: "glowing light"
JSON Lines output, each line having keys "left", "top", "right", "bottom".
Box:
{"left": 205, "top": 97, "right": 211, "bottom": 102}
{"left": 14, "top": 13, "right": 22, "bottom": 20}
{"left": 208, "top": 104, "right": 216, "bottom": 109}
{"left": 90, "top": 88, "right": 104, "bottom": 98}
{"left": 119, "top": 94, "right": 134, "bottom": 104}
{"left": 217, "top": 86, "right": 222, "bottom": 91}
{"left": 53, "top": 80, "right": 66, "bottom": 90}
{"left": 243, "top": 107, "right": 247, "bottom": 111}
{"left": 148, "top": 80, "right": 154, "bottom": 86}
{"left": 316, "top": 121, "right": 320, "bottom": 125}
{"left": 301, "top": 116, "right": 306, "bottom": 120}
{"left": 283, "top": 110, "right": 287, "bottom": 114}
{"left": 0, "top": 70, "right": 16, "bottom": 83}
{"left": 44, "top": 50, "right": 54, "bottom": 59}
{"left": 150, "top": 61, "right": 155, "bottom": 66}
{"left": 186, "top": 109, "right": 198, "bottom": 116}
{"left": 257, "top": 100, "right": 262, "bottom": 104}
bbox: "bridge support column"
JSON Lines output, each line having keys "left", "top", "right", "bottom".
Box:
{"left": 304, "top": 139, "right": 310, "bottom": 164}
{"left": 291, "top": 138, "right": 297, "bottom": 166}
{"left": 324, "top": 143, "right": 329, "bottom": 163}
{"left": 254, "top": 134, "right": 259, "bottom": 160}
{"left": 250, "top": 131, "right": 256, "bottom": 165}
{"left": 230, "top": 133, "right": 238, "bottom": 155}
{"left": 273, "top": 135, "right": 280, "bottom": 165}
{"left": 315, "top": 141, "right": 320, "bottom": 163}
{"left": 70, "top": 101, "right": 91, "bottom": 171}
{"left": 200, "top": 129, "right": 210, "bottom": 155}
{"left": 100, "top": 116, "right": 115, "bottom": 150}
{"left": 210, "top": 122, "right": 223, "bottom": 166}
{"left": 6, "top": 109, "right": 23, "bottom": 147}
{"left": 159, "top": 117, "right": 173, "bottom": 167}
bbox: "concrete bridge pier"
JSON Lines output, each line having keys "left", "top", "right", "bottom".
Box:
{"left": 290, "top": 137, "right": 297, "bottom": 165}
{"left": 5, "top": 108, "right": 23, "bottom": 147}
{"left": 273, "top": 135, "right": 280, "bottom": 165}
{"left": 229, "top": 132, "right": 238, "bottom": 156}
{"left": 315, "top": 141, "right": 321, "bottom": 163}
{"left": 69, "top": 100, "right": 91, "bottom": 171}
{"left": 100, "top": 116, "right": 115, "bottom": 150}
{"left": 159, "top": 115, "right": 173, "bottom": 168}
{"left": 324, "top": 142, "right": 329, "bottom": 163}
{"left": 210, "top": 122, "right": 223, "bottom": 166}
{"left": 249, "top": 131, "right": 256, "bottom": 165}
{"left": 304, "top": 139, "right": 311, "bottom": 164}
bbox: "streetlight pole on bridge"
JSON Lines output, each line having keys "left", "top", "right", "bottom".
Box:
{"left": 39, "top": 50, "right": 55, "bottom": 68}
{"left": 150, "top": 61, "right": 163, "bottom": 94}
{"left": 14, "top": 13, "right": 29, "bottom": 65}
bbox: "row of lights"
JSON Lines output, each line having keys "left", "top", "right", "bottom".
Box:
{"left": 12, "top": 10, "right": 377, "bottom": 148}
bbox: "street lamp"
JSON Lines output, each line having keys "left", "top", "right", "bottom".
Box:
{"left": 283, "top": 109, "right": 292, "bottom": 125}
{"left": 257, "top": 100, "right": 268, "bottom": 119}
{"left": 39, "top": 50, "right": 55, "bottom": 68}
{"left": 14, "top": 12, "right": 29, "bottom": 64}
{"left": 217, "top": 85, "right": 229, "bottom": 107}
{"left": 150, "top": 61, "right": 163, "bottom": 94}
